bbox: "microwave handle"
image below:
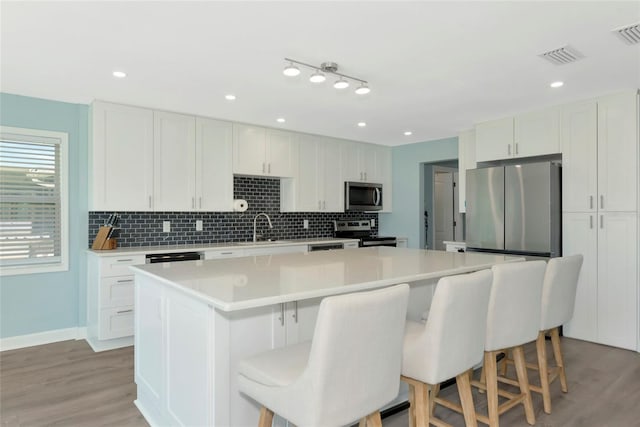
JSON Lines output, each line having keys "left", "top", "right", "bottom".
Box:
{"left": 374, "top": 187, "right": 381, "bottom": 206}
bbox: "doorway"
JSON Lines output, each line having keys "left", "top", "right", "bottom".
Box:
{"left": 423, "top": 162, "right": 461, "bottom": 250}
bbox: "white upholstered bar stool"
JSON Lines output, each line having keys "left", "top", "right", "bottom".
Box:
{"left": 402, "top": 269, "right": 493, "bottom": 427}
{"left": 237, "top": 284, "right": 410, "bottom": 427}
{"left": 472, "top": 261, "right": 546, "bottom": 427}
{"left": 501, "top": 255, "right": 583, "bottom": 414}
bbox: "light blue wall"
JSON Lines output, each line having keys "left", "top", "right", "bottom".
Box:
{"left": 0, "top": 93, "right": 88, "bottom": 338}
{"left": 379, "top": 137, "right": 458, "bottom": 248}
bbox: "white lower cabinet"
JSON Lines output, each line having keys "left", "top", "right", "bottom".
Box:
{"left": 87, "top": 253, "right": 145, "bottom": 351}
{"left": 563, "top": 212, "right": 638, "bottom": 351}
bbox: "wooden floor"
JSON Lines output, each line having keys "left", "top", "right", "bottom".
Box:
{"left": 0, "top": 337, "right": 639, "bottom": 426}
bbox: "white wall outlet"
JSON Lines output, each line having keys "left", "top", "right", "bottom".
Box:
{"left": 196, "top": 220, "right": 203, "bottom": 231}
{"left": 370, "top": 219, "right": 376, "bottom": 227}
{"left": 163, "top": 221, "right": 171, "bottom": 233}
{"left": 303, "top": 219, "right": 309, "bottom": 229}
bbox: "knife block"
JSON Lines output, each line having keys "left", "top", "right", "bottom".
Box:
{"left": 92, "top": 226, "right": 117, "bottom": 250}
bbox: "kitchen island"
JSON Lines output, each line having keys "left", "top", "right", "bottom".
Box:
{"left": 131, "top": 247, "right": 522, "bottom": 427}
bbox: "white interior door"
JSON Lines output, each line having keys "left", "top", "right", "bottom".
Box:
{"left": 434, "top": 172, "right": 454, "bottom": 250}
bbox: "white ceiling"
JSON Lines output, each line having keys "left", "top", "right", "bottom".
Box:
{"left": 1, "top": 1, "right": 639, "bottom": 146}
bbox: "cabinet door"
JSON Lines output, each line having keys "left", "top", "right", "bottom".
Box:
{"left": 196, "top": 118, "right": 234, "bottom": 211}
{"left": 597, "top": 212, "right": 637, "bottom": 350}
{"left": 561, "top": 101, "right": 598, "bottom": 212}
{"left": 361, "top": 144, "right": 377, "bottom": 182}
{"left": 475, "top": 117, "right": 513, "bottom": 162}
{"left": 458, "top": 129, "right": 476, "bottom": 213}
{"left": 562, "top": 212, "right": 598, "bottom": 343}
{"left": 266, "top": 129, "right": 295, "bottom": 177}
{"left": 233, "top": 124, "right": 266, "bottom": 175}
{"left": 597, "top": 92, "right": 638, "bottom": 212}
{"left": 321, "top": 138, "right": 343, "bottom": 212}
{"left": 91, "top": 102, "right": 154, "bottom": 211}
{"left": 341, "top": 140, "right": 362, "bottom": 181}
{"left": 296, "top": 135, "right": 321, "bottom": 211}
{"left": 514, "top": 106, "right": 561, "bottom": 158}
{"left": 153, "top": 111, "right": 196, "bottom": 211}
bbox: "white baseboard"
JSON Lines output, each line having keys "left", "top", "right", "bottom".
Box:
{"left": 1, "top": 327, "right": 87, "bottom": 352}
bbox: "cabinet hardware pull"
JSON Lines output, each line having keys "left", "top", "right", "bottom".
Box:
{"left": 323, "top": 200, "right": 326, "bottom": 210}
{"left": 590, "top": 196, "right": 594, "bottom": 210}
{"left": 262, "top": 162, "right": 266, "bottom": 173}
{"left": 590, "top": 215, "right": 593, "bottom": 229}
{"left": 220, "top": 252, "right": 233, "bottom": 255}
{"left": 280, "top": 303, "right": 285, "bottom": 326}
{"left": 116, "top": 279, "right": 134, "bottom": 283}
{"left": 293, "top": 301, "right": 298, "bottom": 323}
{"left": 364, "top": 172, "right": 367, "bottom": 181}
{"left": 117, "top": 309, "right": 133, "bottom": 314}
{"left": 268, "top": 163, "right": 271, "bottom": 173}
{"left": 515, "top": 143, "right": 519, "bottom": 155}
{"left": 116, "top": 259, "right": 133, "bottom": 262}
{"left": 600, "top": 215, "right": 604, "bottom": 229}
{"left": 600, "top": 195, "right": 604, "bottom": 209}
{"left": 508, "top": 144, "right": 511, "bottom": 156}
{"left": 318, "top": 200, "right": 321, "bottom": 210}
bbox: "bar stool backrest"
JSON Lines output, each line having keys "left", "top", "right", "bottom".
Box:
{"left": 540, "top": 255, "right": 584, "bottom": 331}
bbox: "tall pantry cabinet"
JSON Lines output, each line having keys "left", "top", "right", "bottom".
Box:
{"left": 562, "top": 91, "right": 639, "bottom": 351}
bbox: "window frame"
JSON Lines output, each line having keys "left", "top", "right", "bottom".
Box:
{"left": 0, "top": 126, "right": 69, "bottom": 276}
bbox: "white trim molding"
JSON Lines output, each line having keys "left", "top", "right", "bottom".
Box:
{"left": 0, "top": 327, "right": 87, "bottom": 352}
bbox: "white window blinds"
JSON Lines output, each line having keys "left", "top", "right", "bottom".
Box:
{"left": 0, "top": 127, "right": 68, "bottom": 273}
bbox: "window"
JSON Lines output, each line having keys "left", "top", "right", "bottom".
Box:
{"left": 0, "top": 126, "right": 68, "bottom": 275}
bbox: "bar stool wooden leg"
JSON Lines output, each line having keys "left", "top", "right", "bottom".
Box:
{"left": 430, "top": 383, "right": 440, "bottom": 417}
{"left": 478, "top": 362, "right": 486, "bottom": 394}
{"left": 408, "top": 382, "right": 417, "bottom": 427}
{"left": 360, "top": 411, "right": 382, "bottom": 427}
{"left": 258, "top": 407, "right": 274, "bottom": 427}
{"left": 499, "top": 350, "right": 510, "bottom": 376}
{"left": 536, "top": 331, "right": 552, "bottom": 414}
{"left": 513, "top": 346, "right": 535, "bottom": 425}
{"left": 550, "top": 327, "right": 568, "bottom": 393}
{"left": 456, "top": 369, "right": 478, "bottom": 427}
{"left": 414, "top": 381, "right": 430, "bottom": 427}
{"left": 485, "top": 351, "right": 500, "bottom": 426}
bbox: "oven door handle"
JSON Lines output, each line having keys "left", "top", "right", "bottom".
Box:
{"left": 362, "top": 239, "right": 397, "bottom": 247}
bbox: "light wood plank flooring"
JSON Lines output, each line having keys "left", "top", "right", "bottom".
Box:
{"left": 1, "top": 337, "right": 639, "bottom": 426}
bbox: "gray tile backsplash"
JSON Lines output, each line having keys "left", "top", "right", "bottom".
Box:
{"left": 89, "top": 177, "right": 377, "bottom": 247}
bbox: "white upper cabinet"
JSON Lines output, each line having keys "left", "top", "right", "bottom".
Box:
{"left": 475, "top": 107, "right": 561, "bottom": 162}
{"left": 91, "top": 101, "right": 154, "bottom": 211}
{"left": 232, "top": 124, "right": 295, "bottom": 177}
{"left": 596, "top": 92, "right": 638, "bottom": 212}
{"left": 196, "top": 117, "right": 234, "bottom": 211}
{"left": 561, "top": 100, "right": 598, "bottom": 212}
{"left": 475, "top": 117, "right": 514, "bottom": 162}
{"left": 342, "top": 141, "right": 383, "bottom": 182}
{"left": 457, "top": 129, "right": 476, "bottom": 213}
{"left": 282, "top": 135, "right": 343, "bottom": 212}
{"left": 153, "top": 111, "right": 196, "bottom": 211}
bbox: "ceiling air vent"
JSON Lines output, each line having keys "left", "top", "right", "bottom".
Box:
{"left": 612, "top": 23, "right": 640, "bottom": 45}
{"left": 539, "top": 45, "right": 583, "bottom": 65}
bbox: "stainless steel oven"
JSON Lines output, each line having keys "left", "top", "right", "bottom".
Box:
{"left": 334, "top": 219, "right": 397, "bottom": 247}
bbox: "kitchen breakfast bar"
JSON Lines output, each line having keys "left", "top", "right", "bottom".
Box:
{"left": 130, "top": 247, "right": 522, "bottom": 427}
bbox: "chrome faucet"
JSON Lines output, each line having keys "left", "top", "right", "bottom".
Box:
{"left": 253, "top": 212, "right": 273, "bottom": 242}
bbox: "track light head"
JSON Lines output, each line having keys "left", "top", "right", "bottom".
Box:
{"left": 283, "top": 62, "right": 300, "bottom": 77}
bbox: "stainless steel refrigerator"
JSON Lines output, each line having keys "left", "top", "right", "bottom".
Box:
{"left": 465, "top": 162, "right": 561, "bottom": 257}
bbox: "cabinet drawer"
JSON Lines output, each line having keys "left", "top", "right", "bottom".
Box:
{"left": 101, "top": 276, "right": 135, "bottom": 308}
{"left": 100, "top": 255, "right": 146, "bottom": 277}
{"left": 99, "top": 306, "right": 134, "bottom": 340}
{"left": 204, "top": 249, "right": 245, "bottom": 260}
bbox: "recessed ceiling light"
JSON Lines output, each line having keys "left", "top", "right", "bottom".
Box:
{"left": 283, "top": 62, "right": 300, "bottom": 77}
{"left": 112, "top": 71, "right": 127, "bottom": 78}
{"left": 225, "top": 94, "right": 236, "bottom": 101}
{"left": 404, "top": 131, "right": 413, "bottom": 136}
{"left": 276, "top": 118, "right": 286, "bottom": 123}
{"left": 334, "top": 78, "right": 349, "bottom": 89}
{"left": 358, "top": 122, "right": 367, "bottom": 127}
{"left": 550, "top": 81, "right": 564, "bottom": 88}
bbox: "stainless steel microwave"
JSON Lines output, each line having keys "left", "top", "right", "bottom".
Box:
{"left": 345, "top": 182, "right": 383, "bottom": 211}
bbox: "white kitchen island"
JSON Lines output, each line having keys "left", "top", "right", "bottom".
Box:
{"left": 131, "top": 247, "right": 522, "bottom": 427}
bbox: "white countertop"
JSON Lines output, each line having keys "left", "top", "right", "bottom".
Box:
{"left": 131, "top": 247, "right": 523, "bottom": 312}
{"left": 87, "top": 238, "right": 359, "bottom": 256}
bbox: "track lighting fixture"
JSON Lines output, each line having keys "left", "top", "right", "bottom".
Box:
{"left": 283, "top": 58, "right": 371, "bottom": 95}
